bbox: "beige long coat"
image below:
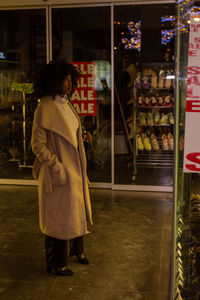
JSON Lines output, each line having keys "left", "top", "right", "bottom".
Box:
{"left": 31, "top": 96, "right": 93, "bottom": 240}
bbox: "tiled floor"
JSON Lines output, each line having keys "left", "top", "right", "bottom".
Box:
{"left": 0, "top": 185, "right": 173, "bottom": 300}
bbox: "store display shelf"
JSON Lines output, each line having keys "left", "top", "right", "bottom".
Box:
{"left": 139, "top": 124, "right": 173, "bottom": 127}
{"left": 137, "top": 150, "right": 173, "bottom": 155}
{"left": 136, "top": 161, "right": 173, "bottom": 168}
{"left": 136, "top": 87, "right": 174, "bottom": 90}
{"left": 137, "top": 105, "right": 174, "bottom": 109}
{"left": 136, "top": 152, "right": 173, "bottom": 167}
{"left": 0, "top": 105, "right": 14, "bottom": 111}
{"left": 126, "top": 64, "right": 175, "bottom": 177}
{"left": 0, "top": 60, "right": 19, "bottom": 64}
{"left": 0, "top": 142, "right": 10, "bottom": 148}
{"left": 142, "top": 62, "right": 174, "bottom": 68}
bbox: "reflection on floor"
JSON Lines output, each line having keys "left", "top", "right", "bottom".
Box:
{"left": 0, "top": 185, "right": 173, "bottom": 299}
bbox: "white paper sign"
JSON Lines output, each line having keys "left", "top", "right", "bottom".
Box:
{"left": 183, "top": 17, "right": 200, "bottom": 172}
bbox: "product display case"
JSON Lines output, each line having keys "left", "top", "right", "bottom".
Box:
{"left": 127, "top": 65, "right": 175, "bottom": 180}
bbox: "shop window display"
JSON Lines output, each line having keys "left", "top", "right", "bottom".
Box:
{"left": 0, "top": 9, "right": 46, "bottom": 179}
{"left": 114, "top": 3, "right": 175, "bottom": 186}
{"left": 0, "top": 3, "right": 178, "bottom": 188}
{"left": 52, "top": 6, "right": 111, "bottom": 183}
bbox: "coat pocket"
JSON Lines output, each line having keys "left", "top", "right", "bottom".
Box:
{"left": 32, "top": 157, "right": 41, "bottom": 180}
{"left": 51, "top": 162, "right": 67, "bottom": 187}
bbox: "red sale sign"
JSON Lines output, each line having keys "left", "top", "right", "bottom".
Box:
{"left": 71, "top": 62, "right": 97, "bottom": 116}
{"left": 183, "top": 17, "right": 200, "bottom": 172}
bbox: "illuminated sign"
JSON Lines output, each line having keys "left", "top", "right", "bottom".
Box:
{"left": 183, "top": 17, "right": 200, "bottom": 172}
{"left": 12, "top": 82, "right": 34, "bottom": 94}
{"left": 71, "top": 62, "right": 97, "bottom": 116}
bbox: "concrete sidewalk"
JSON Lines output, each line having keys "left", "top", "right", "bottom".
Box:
{"left": 0, "top": 185, "right": 172, "bottom": 300}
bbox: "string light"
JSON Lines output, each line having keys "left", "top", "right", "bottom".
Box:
{"left": 182, "top": 6, "right": 200, "bottom": 19}
{"left": 120, "top": 4, "right": 200, "bottom": 50}
{"left": 121, "top": 20, "right": 141, "bottom": 51}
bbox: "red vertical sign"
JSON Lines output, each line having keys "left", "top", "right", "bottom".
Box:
{"left": 71, "top": 62, "right": 97, "bottom": 116}
{"left": 183, "top": 17, "right": 200, "bottom": 172}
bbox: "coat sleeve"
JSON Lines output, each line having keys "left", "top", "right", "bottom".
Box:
{"left": 31, "top": 106, "right": 62, "bottom": 174}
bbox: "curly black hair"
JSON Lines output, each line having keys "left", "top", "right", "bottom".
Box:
{"left": 34, "top": 59, "right": 81, "bottom": 99}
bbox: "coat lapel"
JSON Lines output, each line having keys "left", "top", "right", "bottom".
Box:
{"left": 38, "top": 96, "right": 79, "bottom": 149}
{"left": 67, "top": 99, "right": 88, "bottom": 170}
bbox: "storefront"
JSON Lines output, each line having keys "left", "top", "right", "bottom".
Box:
{"left": 0, "top": 0, "right": 175, "bottom": 191}
{"left": 1, "top": 0, "right": 200, "bottom": 298}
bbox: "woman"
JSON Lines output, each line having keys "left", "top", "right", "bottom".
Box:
{"left": 31, "top": 60, "right": 93, "bottom": 276}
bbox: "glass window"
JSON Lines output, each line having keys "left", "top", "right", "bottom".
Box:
{"left": 114, "top": 3, "right": 175, "bottom": 186}
{"left": 52, "top": 6, "right": 111, "bottom": 183}
{"left": 0, "top": 9, "right": 46, "bottom": 179}
{"left": 173, "top": 1, "right": 200, "bottom": 298}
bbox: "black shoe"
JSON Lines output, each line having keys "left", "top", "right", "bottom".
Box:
{"left": 77, "top": 254, "right": 89, "bottom": 265}
{"left": 47, "top": 265, "right": 73, "bottom": 276}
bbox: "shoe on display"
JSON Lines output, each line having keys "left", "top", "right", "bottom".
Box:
{"left": 142, "top": 75, "right": 150, "bottom": 88}
{"left": 162, "top": 134, "right": 167, "bottom": 141}
{"left": 168, "top": 112, "right": 174, "bottom": 125}
{"left": 158, "top": 96, "right": 164, "bottom": 106}
{"left": 138, "top": 95, "right": 144, "bottom": 106}
{"left": 164, "top": 95, "right": 171, "bottom": 106}
{"left": 136, "top": 134, "right": 144, "bottom": 151}
{"left": 134, "top": 72, "right": 142, "bottom": 88}
{"left": 162, "top": 134, "right": 169, "bottom": 150}
{"left": 152, "top": 138, "right": 160, "bottom": 150}
{"left": 160, "top": 113, "right": 168, "bottom": 125}
{"left": 144, "top": 96, "right": 151, "bottom": 106}
{"left": 151, "top": 133, "right": 156, "bottom": 141}
{"left": 154, "top": 112, "right": 160, "bottom": 124}
{"left": 142, "top": 133, "right": 152, "bottom": 151}
{"left": 151, "top": 133, "right": 160, "bottom": 150}
{"left": 138, "top": 112, "right": 146, "bottom": 126}
{"left": 167, "top": 133, "right": 174, "bottom": 150}
{"left": 151, "top": 72, "right": 158, "bottom": 88}
{"left": 164, "top": 71, "right": 172, "bottom": 89}
{"left": 147, "top": 112, "right": 154, "bottom": 126}
{"left": 167, "top": 132, "right": 173, "bottom": 140}
{"left": 151, "top": 96, "right": 157, "bottom": 106}
{"left": 158, "top": 70, "right": 165, "bottom": 88}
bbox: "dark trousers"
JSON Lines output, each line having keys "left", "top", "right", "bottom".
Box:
{"left": 45, "top": 235, "right": 84, "bottom": 268}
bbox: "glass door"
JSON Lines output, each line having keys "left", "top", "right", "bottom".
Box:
{"left": 114, "top": 3, "right": 175, "bottom": 187}
{"left": 52, "top": 6, "right": 111, "bottom": 184}
{"left": 0, "top": 8, "right": 46, "bottom": 180}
